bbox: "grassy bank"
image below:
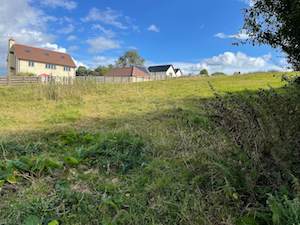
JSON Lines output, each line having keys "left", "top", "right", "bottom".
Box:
{"left": 0, "top": 72, "right": 299, "bottom": 225}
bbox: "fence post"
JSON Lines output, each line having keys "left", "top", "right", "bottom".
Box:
{"left": 6, "top": 75, "right": 10, "bottom": 85}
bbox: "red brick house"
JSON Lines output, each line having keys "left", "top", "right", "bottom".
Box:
{"left": 106, "top": 66, "right": 149, "bottom": 78}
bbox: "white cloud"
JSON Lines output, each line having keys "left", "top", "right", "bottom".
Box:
{"left": 68, "top": 45, "right": 79, "bottom": 52}
{"left": 92, "top": 24, "right": 115, "bottom": 38}
{"left": 67, "top": 35, "right": 77, "bottom": 41}
{"left": 72, "top": 58, "right": 89, "bottom": 68}
{"left": 73, "top": 56, "right": 117, "bottom": 69}
{"left": 215, "top": 29, "right": 249, "bottom": 40}
{"left": 86, "top": 36, "right": 120, "bottom": 53}
{"left": 83, "top": 7, "right": 127, "bottom": 29}
{"left": 41, "top": 0, "right": 77, "bottom": 10}
{"left": 161, "top": 52, "right": 285, "bottom": 75}
{"left": 41, "top": 43, "right": 67, "bottom": 53}
{"left": 57, "top": 24, "right": 74, "bottom": 34}
{"left": 92, "top": 56, "right": 116, "bottom": 67}
{"left": 148, "top": 24, "right": 160, "bottom": 33}
{"left": 0, "top": 0, "right": 68, "bottom": 72}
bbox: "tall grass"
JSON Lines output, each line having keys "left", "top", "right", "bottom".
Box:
{"left": 0, "top": 73, "right": 299, "bottom": 224}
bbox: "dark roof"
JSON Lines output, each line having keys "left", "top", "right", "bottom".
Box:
{"left": 148, "top": 65, "right": 173, "bottom": 72}
{"left": 13, "top": 44, "right": 76, "bottom": 68}
{"left": 175, "top": 68, "right": 182, "bottom": 73}
{"left": 106, "top": 66, "right": 149, "bottom": 77}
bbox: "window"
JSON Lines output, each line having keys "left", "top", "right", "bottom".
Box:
{"left": 45, "top": 64, "right": 56, "bottom": 69}
{"left": 64, "top": 66, "right": 71, "bottom": 71}
{"left": 28, "top": 61, "right": 34, "bottom": 67}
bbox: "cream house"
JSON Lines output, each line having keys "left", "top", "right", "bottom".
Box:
{"left": 7, "top": 39, "right": 76, "bottom": 78}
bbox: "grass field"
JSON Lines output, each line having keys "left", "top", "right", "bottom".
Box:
{"left": 0, "top": 73, "right": 299, "bottom": 225}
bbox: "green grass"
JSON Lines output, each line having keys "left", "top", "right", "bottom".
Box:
{"left": 0, "top": 72, "right": 299, "bottom": 225}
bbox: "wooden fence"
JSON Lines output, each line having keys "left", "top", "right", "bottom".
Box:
{"left": 0, "top": 74, "right": 171, "bottom": 86}
{"left": 0, "top": 76, "right": 41, "bottom": 86}
{"left": 76, "top": 74, "right": 168, "bottom": 83}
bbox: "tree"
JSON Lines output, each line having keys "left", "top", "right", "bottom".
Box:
{"left": 116, "top": 51, "right": 145, "bottom": 67}
{"left": 211, "top": 72, "right": 226, "bottom": 76}
{"left": 76, "top": 66, "right": 88, "bottom": 76}
{"left": 95, "top": 65, "right": 114, "bottom": 76}
{"left": 199, "top": 69, "right": 209, "bottom": 76}
{"left": 243, "top": 0, "right": 300, "bottom": 70}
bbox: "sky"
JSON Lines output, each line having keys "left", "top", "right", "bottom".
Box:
{"left": 0, "top": 0, "right": 289, "bottom": 75}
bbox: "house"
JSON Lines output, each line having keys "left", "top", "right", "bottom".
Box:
{"left": 106, "top": 66, "right": 150, "bottom": 77}
{"left": 7, "top": 38, "right": 76, "bottom": 78}
{"left": 175, "top": 68, "right": 183, "bottom": 77}
{"left": 148, "top": 65, "right": 177, "bottom": 77}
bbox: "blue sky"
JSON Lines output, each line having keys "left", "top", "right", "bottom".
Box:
{"left": 0, "top": 0, "right": 287, "bottom": 75}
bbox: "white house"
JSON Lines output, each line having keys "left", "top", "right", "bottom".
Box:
{"left": 175, "top": 68, "right": 183, "bottom": 77}
{"left": 148, "top": 65, "right": 177, "bottom": 77}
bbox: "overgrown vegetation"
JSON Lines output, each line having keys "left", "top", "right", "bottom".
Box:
{"left": 0, "top": 73, "right": 299, "bottom": 224}
{"left": 17, "top": 72, "right": 36, "bottom": 77}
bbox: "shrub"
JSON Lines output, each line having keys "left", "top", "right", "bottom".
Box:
{"left": 199, "top": 69, "right": 209, "bottom": 76}
{"left": 211, "top": 72, "right": 226, "bottom": 76}
{"left": 17, "top": 72, "right": 36, "bottom": 77}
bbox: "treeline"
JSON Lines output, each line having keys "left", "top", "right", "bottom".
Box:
{"left": 76, "top": 65, "right": 114, "bottom": 76}
{"left": 76, "top": 50, "right": 145, "bottom": 76}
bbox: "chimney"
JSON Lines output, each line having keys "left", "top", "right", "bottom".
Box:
{"left": 8, "top": 38, "right": 15, "bottom": 49}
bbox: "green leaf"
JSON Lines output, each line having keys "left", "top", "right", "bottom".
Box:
{"left": 8, "top": 159, "right": 30, "bottom": 171}
{"left": 6, "top": 175, "right": 17, "bottom": 184}
{"left": 236, "top": 216, "right": 258, "bottom": 225}
{"left": 0, "top": 180, "right": 5, "bottom": 187}
{"left": 44, "top": 158, "right": 62, "bottom": 169}
{"left": 23, "top": 215, "right": 41, "bottom": 225}
{"left": 48, "top": 220, "right": 59, "bottom": 225}
{"left": 63, "top": 156, "right": 80, "bottom": 166}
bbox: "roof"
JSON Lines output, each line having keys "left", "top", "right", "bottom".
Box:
{"left": 148, "top": 65, "right": 173, "bottom": 73}
{"left": 135, "top": 66, "right": 149, "bottom": 74}
{"left": 106, "top": 66, "right": 149, "bottom": 77}
{"left": 175, "top": 69, "right": 182, "bottom": 73}
{"left": 13, "top": 44, "right": 76, "bottom": 68}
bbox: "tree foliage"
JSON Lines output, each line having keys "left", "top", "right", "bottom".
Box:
{"left": 243, "top": 0, "right": 300, "bottom": 70}
{"left": 116, "top": 51, "right": 145, "bottom": 67}
{"left": 199, "top": 69, "right": 209, "bottom": 76}
{"left": 76, "top": 65, "right": 113, "bottom": 76}
{"left": 211, "top": 72, "right": 226, "bottom": 76}
{"left": 95, "top": 65, "right": 114, "bottom": 76}
{"left": 76, "top": 66, "right": 88, "bottom": 76}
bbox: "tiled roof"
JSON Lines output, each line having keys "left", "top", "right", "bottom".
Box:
{"left": 106, "top": 66, "right": 149, "bottom": 77}
{"left": 13, "top": 44, "right": 76, "bottom": 68}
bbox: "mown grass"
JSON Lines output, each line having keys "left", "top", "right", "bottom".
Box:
{"left": 0, "top": 72, "right": 299, "bottom": 225}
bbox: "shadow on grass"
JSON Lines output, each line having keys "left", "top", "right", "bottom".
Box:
{"left": 0, "top": 84, "right": 299, "bottom": 225}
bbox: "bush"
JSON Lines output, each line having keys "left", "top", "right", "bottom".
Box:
{"left": 17, "top": 72, "right": 36, "bottom": 77}
{"left": 199, "top": 69, "right": 209, "bottom": 76}
{"left": 211, "top": 72, "right": 226, "bottom": 76}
